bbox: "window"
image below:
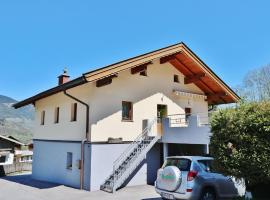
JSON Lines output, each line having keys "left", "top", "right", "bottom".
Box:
{"left": 198, "top": 160, "right": 214, "bottom": 172}
{"left": 162, "top": 158, "right": 191, "bottom": 171}
{"left": 66, "top": 152, "right": 73, "bottom": 169}
{"left": 54, "top": 107, "right": 60, "bottom": 124}
{"left": 41, "top": 110, "right": 45, "bottom": 125}
{"left": 139, "top": 70, "right": 147, "bottom": 76}
{"left": 71, "top": 103, "right": 77, "bottom": 122}
{"left": 0, "top": 155, "right": 6, "bottom": 163}
{"left": 174, "top": 75, "right": 179, "bottom": 83}
{"left": 122, "top": 101, "right": 133, "bottom": 121}
{"left": 185, "top": 107, "right": 191, "bottom": 118}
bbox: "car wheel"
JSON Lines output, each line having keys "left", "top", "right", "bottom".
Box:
{"left": 200, "top": 188, "right": 216, "bottom": 200}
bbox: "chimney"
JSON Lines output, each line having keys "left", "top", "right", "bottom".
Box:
{"left": 58, "top": 68, "right": 70, "bottom": 85}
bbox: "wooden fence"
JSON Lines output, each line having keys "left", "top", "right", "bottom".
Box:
{"left": 1, "top": 162, "right": 32, "bottom": 175}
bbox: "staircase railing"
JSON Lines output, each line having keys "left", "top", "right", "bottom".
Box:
{"left": 102, "top": 118, "right": 157, "bottom": 191}
{"left": 113, "top": 118, "right": 156, "bottom": 169}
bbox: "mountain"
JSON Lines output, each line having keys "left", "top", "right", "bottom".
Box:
{"left": 0, "top": 95, "right": 34, "bottom": 143}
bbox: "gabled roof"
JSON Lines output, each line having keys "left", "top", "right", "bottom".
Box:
{"left": 13, "top": 76, "right": 86, "bottom": 109}
{"left": 0, "top": 135, "right": 25, "bottom": 146}
{"left": 13, "top": 42, "right": 240, "bottom": 109}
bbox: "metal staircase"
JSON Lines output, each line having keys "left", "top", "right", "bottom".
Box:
{"left": 100, "top": 119, "right": 160, "bottom": 193}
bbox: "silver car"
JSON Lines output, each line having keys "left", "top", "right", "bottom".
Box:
{"left": 155, "top": 156, "right": 239, "bottom": 200}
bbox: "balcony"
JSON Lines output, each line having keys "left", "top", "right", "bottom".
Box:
{"left": 161, "top": 113, "right": 211, "bottom": 145}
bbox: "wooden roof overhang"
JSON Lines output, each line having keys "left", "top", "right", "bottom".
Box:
{"left": 84, "top": 43, "right": 240, "bottom": 105}
{"left": 13, "top": 42, "right": 239, "bottom": 109}
{"left": 160, "top": 51, "right": 236, "bottom": 104}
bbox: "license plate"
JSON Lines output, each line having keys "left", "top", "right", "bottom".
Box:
{"left": 161, "top": 192, "right": 174, "bottom": 199}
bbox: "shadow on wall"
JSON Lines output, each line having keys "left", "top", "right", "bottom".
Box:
{"left": 91, "top": 91, "right": 179, "bottom": 126}
{"left": 120, "top": 158, "right": 146, "bottom": 189}
{"left": 89, "top": 65, "right": 188, "bottom": 126}
{"left": 1, "top": 174, "right": 61, "bottom": 189}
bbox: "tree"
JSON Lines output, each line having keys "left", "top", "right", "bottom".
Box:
{"left": 236, "top": 64, "right": 270, "bottom": 101}
{"left": 210, "top": 102, "right": 270, "bottom": 197}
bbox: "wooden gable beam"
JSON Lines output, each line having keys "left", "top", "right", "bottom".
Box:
{"left": 169, "top": 58, "right": 194, "bottom": 76}
{"left": 96, "top": 74, "right": 118, "bottom": 87}
{"left": 184, "top": 73, "right": 206, "bottom": 84}
{"left": 173, "top": 58, "right": 226, "bottom": 103}
{"left": 130, "top": 62, "right": 152, "bottom": 74}
{"left": 164, "top": 54, "right": 228, "bottom": 104}
{"left": 206, "top": 92, "right": 227, "bottom": 101}
{"left": 160, "top": 53, "right": 180, "bottom": 64}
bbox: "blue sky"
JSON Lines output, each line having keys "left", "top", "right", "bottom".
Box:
{"left": 1, "top": 0, "right": 270, "bottom": 100}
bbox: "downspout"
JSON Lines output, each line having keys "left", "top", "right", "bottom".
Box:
{"left": 63, "top": 90, "right": 90, "bottom": 190}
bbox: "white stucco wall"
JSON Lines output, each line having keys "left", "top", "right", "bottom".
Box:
{"left": 33, "top": 59, "right": 208, "bottom": 142}
{"left": 161, "top": 116, "right": 211, "bottom": 145}
{"left": 34, "top": 83, "right": 91, "bottom": 141}
{"left": 89, "top": 143, "right": 161, "bottom": 191}
{"left": 32, "top": 140, "right": 81, "bottom": 188}
{"left": 89, "top": 60, "right": 208, "bottom": 142}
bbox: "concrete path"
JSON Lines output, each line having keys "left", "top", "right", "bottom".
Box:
{"left": 0, "top": 174, "right": 161, "bottom": 200}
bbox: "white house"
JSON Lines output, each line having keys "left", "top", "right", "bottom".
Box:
{"left": 13, "top": 42, "right": 239, "bottom": 192}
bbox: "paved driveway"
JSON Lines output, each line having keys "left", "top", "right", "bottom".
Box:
{"left": 0, "top": 174, "right": 161, "bottom": 200}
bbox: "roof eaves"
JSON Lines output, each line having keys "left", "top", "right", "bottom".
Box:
{"left": 0, "top": 135, "right": 25, "bottom": 146}
{"left": 83, "top": 42, "right": 184, "bottom": 77}
{"left": 13, "top": 76, "right": 87, "bottom": 109}
{"left": 180, "top": 42, "right": 241, "bottom": 102}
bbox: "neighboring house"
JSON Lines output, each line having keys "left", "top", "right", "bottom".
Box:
{"left": 14, "top": 150, "right": 33, "bottom": 163}
{"left": 26, "top": 141, "right": 33, "bottom": 151}
{"left": 13, "top": 42, "right": 239, "bottom": 192}
{"left": 0, "top": 135, "right": 24, "bottom": 165}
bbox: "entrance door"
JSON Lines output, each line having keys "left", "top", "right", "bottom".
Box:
{"left": 157, "top": 104, "right": 167, "bottom": 136}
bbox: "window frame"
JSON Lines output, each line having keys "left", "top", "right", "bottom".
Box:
{"left": 174, "top": 74, "right": 179, "bottom": 83}
{"left": 54, "top": 107, "right": 60, "bottom": 124}
{"left": 40, "top": 110, "right": 45, "bottom": 125}
{"left": 122, "top": 101, "right": 133, "bottom": 121}
{"left": 71, "top": 103, "right": 77, "bottom": 122}
{"left": 66, "top": 152, "right": 73, "bottom": 170}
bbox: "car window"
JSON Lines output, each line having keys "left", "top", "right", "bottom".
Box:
{"left": 192, "top": 162, "right": 202, "bottom": 172}
{"left": 198, "top": 160, "right": 213, "bottom": 172}
{"left": 162, "top": 158, "right": 191, "bottom": 171}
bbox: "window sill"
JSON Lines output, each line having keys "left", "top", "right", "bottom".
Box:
{"left": 122, "top": 119, "right": 134, "bottom": 122}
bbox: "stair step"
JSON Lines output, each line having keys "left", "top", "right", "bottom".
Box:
{"left": 100, "top": 185, "right": 113, "bottom": 193}
{"left": 100, "top": 121, "right": 159, "bottom": 193}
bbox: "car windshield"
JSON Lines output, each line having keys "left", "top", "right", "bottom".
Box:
{"left": 162, "top": 158, "right": 191, "bottom": 171}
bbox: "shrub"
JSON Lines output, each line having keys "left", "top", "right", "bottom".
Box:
{"left": 210, "top": 102, "right": 270, "bottom": 197}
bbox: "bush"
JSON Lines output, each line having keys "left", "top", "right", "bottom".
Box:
{"left": 210, "top": 102, "right": 270, "bottom": 197}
